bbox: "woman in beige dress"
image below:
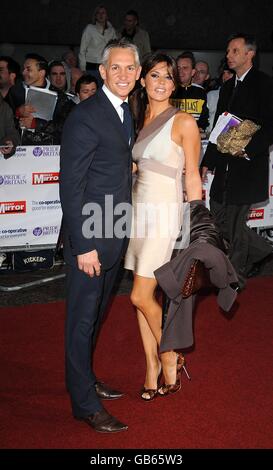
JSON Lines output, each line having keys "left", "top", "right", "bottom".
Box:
{"left": 124, "top": 52, "right": 202, "bottom": 400}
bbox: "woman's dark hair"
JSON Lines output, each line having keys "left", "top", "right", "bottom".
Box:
{"left": 130, "top": 52, "right": 178, "bottom": 135}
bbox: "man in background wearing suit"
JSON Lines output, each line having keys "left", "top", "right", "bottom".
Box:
{"left": 201, "top": 33, "right": 273, "bottom": 289}
{"left": 60, "top": 40, "right": 141, "bottom": 433}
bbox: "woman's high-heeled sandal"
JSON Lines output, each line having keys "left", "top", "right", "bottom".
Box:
{"left": 141, "top": 363, "right": 162, "bottom": 401}
{"left": 141, "top": 388, "right": 158, "bottom": 401}
{"left": 177, "top": 352, "right": 191, "bottom": 381}
{"left": 157, "top": 376, "right": 181, "bottom": 396}
{"left": 158, "top": 353, "right": 190, "bottom": 396}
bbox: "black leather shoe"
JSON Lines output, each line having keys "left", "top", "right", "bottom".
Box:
{"left": 78, "top": 408, "right": 128, "bottom": 433}
{"left": 95, "top": 381, "right": 124, "bottom": 400}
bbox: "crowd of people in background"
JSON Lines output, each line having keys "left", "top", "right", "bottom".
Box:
{"left": 1, "top": 6, "right": 273, "bottom": 281}
{"left": 0, "top": 3, "right": 240, "bottom": 158}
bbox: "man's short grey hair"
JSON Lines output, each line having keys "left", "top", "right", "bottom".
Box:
{"left": 101, "top": 39, "right": 140, "bottom": 67}
{"left": 228, "top": 33, "right": 257, "bottom": 54}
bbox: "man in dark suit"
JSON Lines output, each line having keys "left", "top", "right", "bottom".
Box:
{"left": 201, "top": 33, "right": 273, "bottom": 288}
{"left": 59, "top": 40, "right": 141, "bottom": 433}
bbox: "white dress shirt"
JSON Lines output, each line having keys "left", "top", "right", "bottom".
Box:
{"left": 102, "top": 85, "right": 128, "bottom": 122}
{"left": 236, "top": 66, "right": 252, "bottom": 85}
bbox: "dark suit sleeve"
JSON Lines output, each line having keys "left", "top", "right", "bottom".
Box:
{"left": 197, "top": 94, "right": 209, "bottom": 131}
{"left": 59, "top": 105, "right": 99, "bottom": 256}
{"left": 245, "top": 74, "right": 273, "bottom": 159}
{"left": 1, "top": 101, "right": 20, "bottom": 158}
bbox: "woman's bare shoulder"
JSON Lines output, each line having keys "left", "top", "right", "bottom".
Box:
{"left": 173, "top": 110, "right": 198, "bottom": 132}
{"left": 174, "top": 110, "right": 196, "bottom": 124}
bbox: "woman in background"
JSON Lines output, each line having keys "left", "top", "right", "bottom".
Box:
{"left": 78, "top": 4, "right": 116, "bottom": 85}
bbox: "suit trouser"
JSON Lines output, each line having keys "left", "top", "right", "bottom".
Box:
{"left": 210, "top": 199, "right": 272, "bottom": 277}
{"left": 65, "top": 257, "right": 122, "bottom": 417}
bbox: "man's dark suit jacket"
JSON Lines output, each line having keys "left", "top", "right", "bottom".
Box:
{"left": 59, "top": 89, "right": 133, "bottom": 270}
{"left": 202, "top": 67, "right": 273, "bottom": 204}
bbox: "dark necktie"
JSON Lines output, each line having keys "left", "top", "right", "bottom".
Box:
{"left": 234, "top": 79, "right": 242, "bottom": 94}
{"left": 228, "top": 80, "right": 242, "bottom": 109}
{"left": 121, "top": 101, "right": 132, "bottom": 142}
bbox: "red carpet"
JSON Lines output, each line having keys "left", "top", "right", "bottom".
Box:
{"left": 0, "top": 277, "right": 273, "bottom": 449}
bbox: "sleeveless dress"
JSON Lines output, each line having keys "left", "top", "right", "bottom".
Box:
{"left": 124, "top": 107, "right": 185, "bottom": 278}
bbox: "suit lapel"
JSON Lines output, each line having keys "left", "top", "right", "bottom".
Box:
{"left": 96, "top": 89, "right": 131, "bottom": 147}
{"left": 225, "top": 76, "right": 236, "bottom": 111}
{"left": 130, "top": 117, "right": 135, "bottom": 149}
{"left": 227, "top": 68, "right": 257, "bottom": 119}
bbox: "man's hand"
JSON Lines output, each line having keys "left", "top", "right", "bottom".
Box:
{"left": 17, "top": 104, "right": 36, "bottom": 118}
{"left": 233, "top": 149, "right": 249, "bottom": 158}
{"left": 77, "top": 249, "right": 101, "bottom": 278}
{"left": 17, "top": 105, "right": 36, "bottom": 129}
{"left": 19, "top": 116, "right": 35, "bottom": 129}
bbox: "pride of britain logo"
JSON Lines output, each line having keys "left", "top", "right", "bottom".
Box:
{"left": 0, "top": 174, "right": 27, "bottom": 185}
{"left": 33, "top": 147, "right": 43, "bottom": 157}
{"left": 33, "top": 227, "right": 43, "bottom": 236}
{"left": 33, "top": 146, "right": 59, "bottom": 157}
{"left": 33, "top": 225, "right": 59, "bottom": 236}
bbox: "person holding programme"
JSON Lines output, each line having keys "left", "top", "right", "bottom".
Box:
{"left": 60, "top": 39, "right": 141, "bottom": 432}
{"left": 124, "top": 52, "right": 202, "bottom": 400}
{"left": 201, "top": 33, "right": 273, "bottom": 287}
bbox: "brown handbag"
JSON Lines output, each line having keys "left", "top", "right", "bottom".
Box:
{"left": 182, "top": 259, "right": 211, "bottom": 298}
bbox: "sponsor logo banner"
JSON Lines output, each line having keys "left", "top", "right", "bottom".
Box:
{"left": 31, "top": 200, "right": 61, "bottom": 211}
{"left": 13, "top": 147, "right": 27, "bottom": 158}
{"left": 33, "top": 225, "right": 59, "bottom": 236}
{"left": 0, "top": 174, "right": 27, "bottom": 185}
{"left": 33, "top": 146, "right": 59, "bottom": 157}
{"left": 248, "top": 208, "right": 264, "bottom": 220}
{"left": 0, "top": 201, "right": 26, "bottom": 214}
{"left": 32, "top": 172, "right": 59, "bottom": 185}
{"left": 0, "top": 227, "right": 27, "bottom": 240}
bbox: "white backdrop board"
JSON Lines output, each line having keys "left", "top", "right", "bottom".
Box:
{"left": 1, "top": 145, "right": 273, "bottom": 251}
{"left": 0, "top": 146, "right": 62, "bottom": 250}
